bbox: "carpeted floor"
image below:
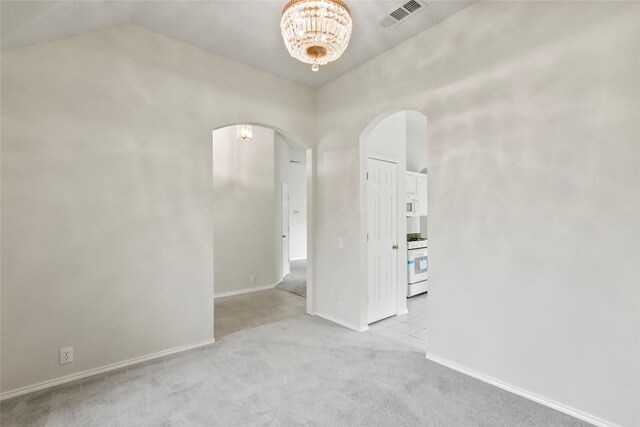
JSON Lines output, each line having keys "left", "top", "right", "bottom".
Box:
{"left": 275, "top": 259, "right": 306, "bottom": 297}
{"left": 1, "top": 315, "right": 590, "bottom": 427}
{"left": 215, "top": 288, "right": 306, "bottom": 338}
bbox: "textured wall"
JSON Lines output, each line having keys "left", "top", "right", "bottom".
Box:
{"left": 1, "top": 25, "right": 314, "bottom": 393}
{"left": 212, "top": 126, "right": 279, "bottom": 295}
{"left": 315, "top": 2, "right": 639, "bottom": 425}
{"left": 406, "top": 111, "right": 427, "bottom": 173}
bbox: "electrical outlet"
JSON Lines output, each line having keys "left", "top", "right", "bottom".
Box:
{"left": 60, "top": 347, "right": 73, "bottom": 365}
{"left": 338, "top": 302, "right": 344, "bottom": 313}
{"left": 338, "top": 238, "right": 344, "bottom": 249}
{"left": 250, "top": 275, "right": 257, "bottom": 284}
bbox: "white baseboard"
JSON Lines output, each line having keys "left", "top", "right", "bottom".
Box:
{"left": 425, "top": 353, "right": 617, "bottom": 427}
{"left": 290, "top": 257, "right": 307, "bottom": 261}
{"left": 316, "top": 312, "right": 369, "bottom": 332}
{"left": 214, "top": 283, "right": 277, "bottom": 299}
{"left": 1, "top": 338, "right": 216, "bottom": 401}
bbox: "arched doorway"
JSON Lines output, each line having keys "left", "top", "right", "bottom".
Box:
{"left": 211, "top": 123, "right": 315, "bottom": 339}
{"left": 359, "top": 110, "right": 429, "bottom": 351}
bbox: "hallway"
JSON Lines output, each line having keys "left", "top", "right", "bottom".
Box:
{"left": 214, "top": 288, "right": 306, "bottom": 338}
{"left": 276, "top": 259, "right": 307, "bottom": 297}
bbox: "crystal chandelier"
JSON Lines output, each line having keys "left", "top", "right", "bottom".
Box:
{"left": 236, "top": 124, "right": 252, "bottom": 141}
{"left": 280, "top": 0, "right": 352, "bottom": 72}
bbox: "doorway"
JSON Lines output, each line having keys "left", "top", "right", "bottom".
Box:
{"left": 211, "top": 124, "right": 312, "bottom": 339}
{"left": 275, "top": 146, "right": 308, "bottom": 299}
{"left": 360, "top": 110, "right": 429, "bottom": 351}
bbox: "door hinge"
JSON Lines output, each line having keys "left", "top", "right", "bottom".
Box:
{"left": 367, "top": 233, "right": 369, "bottom": 241}
{"left": 366, "top": 172, "right": 369, "bottom": 180}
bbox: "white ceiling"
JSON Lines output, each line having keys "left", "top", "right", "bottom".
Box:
{"left": 0, "top": 0, "right": 473, "bottom": 88}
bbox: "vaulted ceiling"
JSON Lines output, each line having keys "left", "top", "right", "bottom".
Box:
{"left": 1, "top": 0, "right": 473, "bottom": 88}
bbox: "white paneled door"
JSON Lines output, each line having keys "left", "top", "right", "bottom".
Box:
{"left": 367, "top": 157, "right": 398, "bottom": 324}
{"left": 282, "top": 182, "right": 290, "bottom": 279}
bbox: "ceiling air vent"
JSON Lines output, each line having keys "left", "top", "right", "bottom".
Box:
{"left": 403, "top": 0, "right": 423, "bottom": 13}
{"left": 390, "top": 7, "right": 410, "bottom": 21}
{"left": 379, "top": 0, "right": 427, "bottom": 29}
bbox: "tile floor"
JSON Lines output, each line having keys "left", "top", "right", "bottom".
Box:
{"left": 368, "top": 292, "right": 429, "bottom": 351}
{"left": 215, "top": 288, "right": 306, "bottom": 338}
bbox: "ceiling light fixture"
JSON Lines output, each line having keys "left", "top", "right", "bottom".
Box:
{"left": 236, "top": 124, "right": 252, "bottom": 141}
{"left": 280, "top": 0, "right": 353, "bottom": 72}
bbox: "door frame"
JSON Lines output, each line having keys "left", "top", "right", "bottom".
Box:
{"left": 358, "top": 109, "right": 427, "bottom": 331}
{"left": 281, "top": 181, "right": 290, "bottom": 279}
{"left": 211, "top": 124, "right": 316, "bottom": 325}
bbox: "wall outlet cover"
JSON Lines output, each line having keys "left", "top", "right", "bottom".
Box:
{"left": 60, "top": 347, "right": 73, "bottom": 365}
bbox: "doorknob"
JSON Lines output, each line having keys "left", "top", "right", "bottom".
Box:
{"left": 392, "top": 244, "right": 399, "bottom": 250}
{"left": 282, "top": 235, "right": 287, "bottom": 238}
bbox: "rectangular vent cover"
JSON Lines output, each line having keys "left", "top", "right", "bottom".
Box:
{"left": 379, "top": 0, "right": 427, "bottom": 29}
{"left": 403, "top": 0, "right": 422, "bottom": 13}
{"left": 390, "top": 7, "right": 410, "bottom": 21}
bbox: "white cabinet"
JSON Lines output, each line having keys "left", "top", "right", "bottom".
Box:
{"left": 406, "top": 175, "right": 417, "bottom": 195}
{"left": 406, "top": 171, "right": 427, "bottom": 216}
{"left": 416, "top": 175, "right": 428, "bottom": 215}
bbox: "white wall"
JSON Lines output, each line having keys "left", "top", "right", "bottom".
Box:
{"left": 315, "top": 2, "right": 639, "bottom": 426}
{"left": 288, "top": 145, "right": 307, "bottom": 165}
{"left": 366, "top": 111, "right": 406, "bottom": 160}
{"left": 212, "top": 126, "right": 279, "bottom": 295}
{"left": 287, "top": 163, "right": 307, "bottom": 260}
{"left": 0, "top": 25, "right": 314, "bottom": 394}
{"left": 405, "top": 111, "right": 427, "bottom": 173}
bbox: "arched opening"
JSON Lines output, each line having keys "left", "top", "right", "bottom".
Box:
{"left": 359, "top": 109, "right": 429, "bottom": 351}
{"left": 211, "top": 123, "right": 315, "bottom": 339}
